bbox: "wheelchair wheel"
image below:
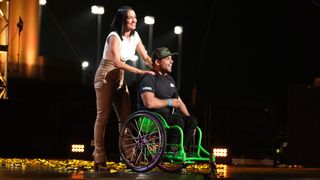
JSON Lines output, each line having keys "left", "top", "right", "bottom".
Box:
{"left": 158, "top": 161, "right": 182, "bottom": 172}
{"left": 119, "top": 111, "right": 167, "bottom": 172}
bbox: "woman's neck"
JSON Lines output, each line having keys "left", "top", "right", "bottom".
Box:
{"left": 123, "top": 31, "right": 131, "bottom": 38}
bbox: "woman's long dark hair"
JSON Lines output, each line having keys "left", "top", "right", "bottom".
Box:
{"left": 110, "top": 6, "right": 136, "bottom": 41}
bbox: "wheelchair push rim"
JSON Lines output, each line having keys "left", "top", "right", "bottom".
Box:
{"left": 118, "top": 111, "right": 167, "bottom": 172}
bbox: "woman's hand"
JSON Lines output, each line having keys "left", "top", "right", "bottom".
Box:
{"left": 139, "top": 70, "right": 155, "bottom": 75}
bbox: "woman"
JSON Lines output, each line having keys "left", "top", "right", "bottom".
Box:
{"left": 93, "top": 6, "right": 154, "bottom": 171}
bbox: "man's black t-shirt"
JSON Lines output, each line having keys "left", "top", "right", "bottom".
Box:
{"left": 137, "top": 72, "right": 179, "bottom": 113}
{"left": 137, "top": 71, "right": 198, "bottom": 146}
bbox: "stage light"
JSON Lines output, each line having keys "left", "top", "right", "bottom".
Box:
{"left": 213, "top": 148, "right": 228, "bottom": 157}
{"left": 91, "top": 5, "right": 105, "bottom": 67}
{"left": 91, "top": 5, "right": 104, "bottom": 15}
{"left": 174, "top": 26, "right": 183, "bottom": 35}
{"left": 144, "top": 16, "right": 155, "bottom": 25}
{"left": 71, "top": 144, "right": 85, "bottom": 153}
{"left": 81, "top": 61, "right": 89, "bottom": 70}
{"left": 39, "top": 0, "right": 47, "bottom": 6}
{"left": 143, "top": 15, "right": 155, "bottom": 69}
{"left": 174, "top": 25, "right": 183, "bottom": 90}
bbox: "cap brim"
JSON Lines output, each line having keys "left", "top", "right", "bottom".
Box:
{"left": 163, "top": 52, "right": 178, "bottom": 58}
{"left": 155, "top": 52, "right": 179, "bottom": 60}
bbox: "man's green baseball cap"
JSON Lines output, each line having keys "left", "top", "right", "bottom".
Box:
{"left": 151, "top": 47, "right": 178, "bottom": 61}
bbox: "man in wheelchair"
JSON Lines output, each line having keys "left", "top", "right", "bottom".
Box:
{"left": 137, "top": 47, "right": 198, "bottom": 152}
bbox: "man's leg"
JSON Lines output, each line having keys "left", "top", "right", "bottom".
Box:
{"left": 183, "top": 116, "right": 198, "bottom": 148}
{"left": 165, "top": 114, "right": 184, "bottom": 151}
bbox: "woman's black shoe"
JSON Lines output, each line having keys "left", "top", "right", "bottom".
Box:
{"left": 94, "top": 162, "right": 110, "bottom": 171}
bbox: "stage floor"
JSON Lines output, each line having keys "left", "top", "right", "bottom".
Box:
{"left": 1, "top": 161, "right": 320, "bottom": 180}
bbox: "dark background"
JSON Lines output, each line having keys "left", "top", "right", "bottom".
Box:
{"left": 1, "top": 0, "right": 320, "bottom": 167}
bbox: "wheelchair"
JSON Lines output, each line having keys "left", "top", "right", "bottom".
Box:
{"left": 118, "top": 110, "right": 216, "bottom": 175}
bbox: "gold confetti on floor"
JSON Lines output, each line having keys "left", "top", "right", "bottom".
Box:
{"left": 0, "top": 158, "right": 214, "bottom": 174}
{"left": 0, "top": 158, "right": 122, "bottom": 173}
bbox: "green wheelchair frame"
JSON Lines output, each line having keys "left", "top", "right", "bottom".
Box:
{"left": 118, "top": 110, "right": 216, "bottom": 174}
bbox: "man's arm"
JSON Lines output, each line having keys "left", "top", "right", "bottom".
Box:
{"left": 141, "top": 92, "right": 179, "bottom": 109}
{"left": 177, "top": 97, "right": 190, "bottom": 116}
{"left": 141, "top": 92, "right": 190, "bottom": 116}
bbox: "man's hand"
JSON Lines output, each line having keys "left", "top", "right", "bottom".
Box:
{"left": 171, "top": 98, "right": 180, "bottom": 108}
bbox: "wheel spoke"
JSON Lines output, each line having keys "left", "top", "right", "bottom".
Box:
{"left": 119, "top": 112, "right": 166, "bottom": 172}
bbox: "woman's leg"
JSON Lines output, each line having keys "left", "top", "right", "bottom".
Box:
{"left": 93, "top": 80, "right": 114, "bottom": 163}
{"left": 113, "top": 84, "right": 131, "bottom": 160}
{"left": 113, "top": 84, "right": 131, "bottom": 133}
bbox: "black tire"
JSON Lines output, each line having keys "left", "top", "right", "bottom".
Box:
{"left": 119, "top": 111, "right": 167, "bottom": 172}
